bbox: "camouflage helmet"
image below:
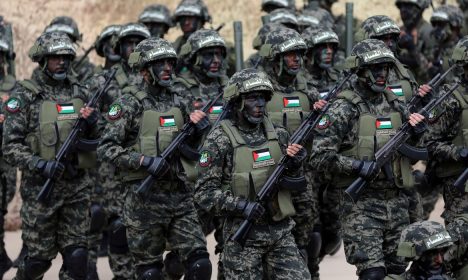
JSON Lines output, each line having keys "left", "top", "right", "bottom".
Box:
{"left": 127, "top": 37, "right": 177, "bottom": 69}
{"left": 138, "top": 4, "right": 173, "bottom": 27}
{"left": 431, "top": 5, "right": 464, "bottom": 28}
{"left": 223, "top": 68, "right": 274, "bottom": 103}
{"left": 44, "top": 16, "right": 82, "bottom": 42}
{"left": 302, "top": 27, "right": 339, "bottom": 49}
{"left": 355, "top": 15, "right": 401, "bottom": 42}
{"left": 395, "top": 0, "right": 431, "bottom": 10}
{"left": 451, "top": 35, "right": 468, "bottom": 64}
{"left": 345, "top": 39, "right": 396, "bottom": 69}
{"left": 397, "top": 221, "right": 454, "bottom": 259}
{"left": 260, "top": 28, "right": 307, "bottom": 59}
{"left": 173, "top": 0, "right": 211, "bottom": 24}
{"left": 261, "top": 0, "right": 295, "bottom": 12}
{"left": 300, "top": 8, "right": 335, "bottom": 30}
{"left": 28, "top": 31, "right": 76, "bottom": 62}
{"left": 252, "top": 23, "right": 284, "bottom": 50}
{"left": 179, "top": 29, "right": 226, "bottom": 61}
{"left": 269, "top": 8, "right": 298, "bottom": 29}
{"left": 112, "top": 23, "right": 151, "bottom": 50}
{"left": 95, "top": 25, "right": 121, "bottom": 57}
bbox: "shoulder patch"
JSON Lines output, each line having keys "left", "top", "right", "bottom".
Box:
{"left": 199, "top": 150, "right": 213, "bottom": 168}
{"left": 316, "top": 114, "right": 331, "bottom": 129}
{"left": 5, "top": 97, "right": 20, "bottom": 113}
{"left": 108, "top": 103, "right": 123, "bottom": 120}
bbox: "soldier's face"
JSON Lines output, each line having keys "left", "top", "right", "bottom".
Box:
{"left": 150, "top": 58, "right": 175, "bottom": 83}
{"left": 431, "top": 21, "right": 450, "bottom": 42}
{"left": 314, "top": 43, "right": 336, "bottom": 68}
{"left": 199, "top": 47, "right": 225, "bottom": 75}
{"left": 121, "top": 36, "right": 144, "bottom": 61}
{"left": 46, "top": 55, "right": 71, "bottom": 75}
{"left": 399, "top": 3, "right": 422, "bottom": 28}
{"left": 419, "top": 248, "right": 446, "bottom": 271}
{"left": 375, "top": 34, "right": 399, "bottom": 53}
{"left": 144, "top": 22, "right": 169, "bottom": 38}
{"left": 179, "top": 16, "right": 201, "bottom": 35}
{"left": 242, "top": 91, "right": 267, "bottom": 124}
{"left": 281, "top": 50, "right": 303, "bottom": 75}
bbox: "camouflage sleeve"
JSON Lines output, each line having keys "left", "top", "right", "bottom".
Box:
{"left": 96, "top": 94, "right": 142, "bottom": 170}
{"left": 194, "top": 126, "right": 240, "bottom": 215}
{"left": 420, "top": 92, "right": 461, "bottom": 161}
{"left": 172, "top": 81, "right": 196, "bottom": 113}
{"left": 2, "top": 86, "right": 37, "bottom": 169}
{"left": 309, "top": 99, "right": 359, "bottom": 175}
{"left": 275, "top": 126, "right": 302, "bottom": 176}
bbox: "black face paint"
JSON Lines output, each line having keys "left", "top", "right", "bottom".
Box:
{"left": 399, "top": 3, "right": 422, "bottom": 30}
{"left": 362, "top": 63, "right": 390, "bottom": 93}
{"left": 199, "top": 47, "right": 225, "bottom": 78}
{"left": 103, "top": 41, "right": 121, "bottom": 62}
{"left": 281, "top": 50, "right": 303, "bottom": 76}
{"left": 149, "top": 58, "right": 175, "bottom": 87}
{"left": 45, "top": 55, "right": 72, "bottom": 81}
{"left": 144, "top": 22, "right": 169, "bottom": 38}
{"left": 431, "top": 21, "right": 450, "bottom": 42}
{"left": 120, "top": 36, "right": 144, "bottom": 61}
{"left": 242, "top": 92, "right": 266, "bottom": 125}
{"left": 413, "top": 249, "right": 447, "bottom": 279}
{"left": 313, "top": 43, "right": 336, "bottom": 69}
{"left": 179, "top": 16, "right": 201, "bottom": 37}
{"left": 375, "top": 34, "right": 399, "bottom": 53}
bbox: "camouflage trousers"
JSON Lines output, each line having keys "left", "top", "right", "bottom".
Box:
{"left": 14, "top": 171, "right": 91, "bottom": 280}
{"left": 123, "top": 182, "right": 208, "bottom": 272}
{"left": 340, "top": 186, "right": 410, "bottom": 276}
{"left": 0, "top": 163, "right": 17, "bottom": 255}
{"left": 221, "top": 218, "right": 311, "bottom": 280}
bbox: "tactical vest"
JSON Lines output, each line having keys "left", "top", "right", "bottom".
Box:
{"left": 333, "top": 89, "right": 415, "bottom": 189}
{"left": 123, "top": 90, "right": 184, "bottom": 182}
{"left": 114, "top": 63, "right": 130, "bottom": 89}
{"left": 266, "top": 77, "right": 311, "bottom": 135}
{"left": 175, "top": 73, "right": 227, "bottom": 123}
{"left": 20, "top": 79, "right": 96, "bottom": 169}
{"left": 387, "top": 61, "right": 416, "bottom": 103}
{"left": 435, "top": 88, "right": 468, "bottom": 184}
{"left": 220, "top": 118, "right": 296, "bottom": 221}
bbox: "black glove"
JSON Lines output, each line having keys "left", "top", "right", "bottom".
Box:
{"left": 141, "top": 156, "right": 170, "bottom": 178}
{"left": 35, "top": 159, "right": 65, "bottom": 179}
{"left": 235, "top": 199, "right": 265, "bottom": 221}
{"left": 398, "top": 33, "right": 415, "bottom": 51}
{"left": 411, "top": 121, "right": 428, "bottom": 135}
{"left": 83, "top": 108, "right": 99, "bottom": 127}
{"left": 194, "top": 116, "right": 210, "bottom": 135}
{"left": 352, "top": 160, "right": 379, "bottom": 179}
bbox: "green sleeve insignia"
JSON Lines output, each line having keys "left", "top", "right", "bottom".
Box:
{"left": 5, "top": 97, "right": 20, "bottom": 113}
{"left": 316, "top": 114, "right": 331, "bottom": 129}
{"left": 108, "top": 103, "right": 123, "bottom": 120}
{"left": 199, "top": 150, "right": 213, "bottom": 167}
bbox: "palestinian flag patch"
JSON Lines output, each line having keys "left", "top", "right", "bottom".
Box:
{"left": 56, "top": 103, "right": 75, "bottom": 114}
{"left": 108, "top": 104, "right": 122, "bottom": 120}
{"left": 388, "top": 86, "right": 404, "bottom": 97}
{"left": 316, "top": 114, "right": 331, "bottom": 129}
{"left": 209, "top": 105, "right": 223, "bottom": 114}
{"left": 283, "top": 96, "right": 300, "bottom": 108}
{"left": 376, "top": 118, "right": 393, "bottom": 129}
{"left": 252, "top": 148, "right": 275, "bottom": 168}
{"left": 5, "top": 97, "right": 20, "bottom": 113}
{"left": 159, "top": 115, "right": 176, "bottom": 127}
{"left": 199, "top": 150, "right": 212, "bottom": 167}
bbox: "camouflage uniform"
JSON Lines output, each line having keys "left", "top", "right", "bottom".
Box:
{"left": 86, "top": 23, "right": 151, "bottom": 279}
{"left": 0, "top": 31, "right": 16, "bottom": 276}
{"left": 194, "top": 68, "right": 311, "bottom": 280}
{"left": 138, "top": 4, "right": 173, "bottom": 38}
{"left": 3, "top": 32, "right": 95, "bottom": 280}
{"left": 309, "top": 39, "right": 417, "bottom": 277}
{"left": 260, "top": 27, "right": 318, "bottom": 255}
{"left": 301, "top": 26, "right": 343, "bottom": 279}
{"left": 97, "top": 37, "right": 211, "bottom": 280}
{"left": 42, "top": 16, "right": 96, "bottom": 83}
{"left": 418, "top": 36, "right": 468, "bottom": 279}
{"left": 385, "top": 221, "right": 455, "bottom": 280}
{"left": 395, "top": 0, "right": 433, "bottom": 84}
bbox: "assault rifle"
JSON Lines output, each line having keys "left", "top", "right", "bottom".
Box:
{"left": 231, "top": 71, "right": 355, "bottom": 246}
{"left": 345, "top": 82, "right": 461, "bottom": 203}
{"left": 36, "top": 68, "right": 117, "bottom": 203}
{"left": 454, "top": 163, "right": 468, "bottom": 193}
{"left": 135, "top": 90, "right": 224, "bottom": 198}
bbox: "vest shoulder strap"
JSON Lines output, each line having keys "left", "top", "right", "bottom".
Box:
{"left": 18, "top": 79, "right": 40, "bottom": 95}
{"left": 263, "top": 118, "right": 279, "bottom": 141}
{"left": 337, "top": 89, "right": 369, "bottom": 114}
{"left": 220, "top": 119, "right": 246, "bottom": 147}
{"left": 295, "top": 73, "right": 307, "bottom": 91}
{"left": 115, "top": 65, "right": 129, "bottom": 88}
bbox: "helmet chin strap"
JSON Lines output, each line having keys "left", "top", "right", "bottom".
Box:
{"left": 242, "top": 108, "right": 263, "bottom": 124}
{"left": 149, "top": 66, "right": 172, "bottom": 88}
{"left": 365, "top": 68, "right": 386, "bottom": 93}
{"left": 42, "top": 60, "right": 68, "bottom": 81}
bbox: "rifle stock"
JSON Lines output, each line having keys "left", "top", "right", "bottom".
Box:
{"left": 36, "top": 68, "right": 117, "bottom": 203}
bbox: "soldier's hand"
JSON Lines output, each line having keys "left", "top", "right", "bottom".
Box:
{"left": 0, "top": 114, "right": 5, "bottom": 123}
{"left": 352, "top": 160, "right": 379, "bottom": 179}
{"left": 80, "top": 106, "right": 95, "bottom": 119}
{"left": 287, "top": 143, "right": 304, "bottom": 157}
{"left": 190, "top": 110, "right": 206, "bottom": 124}
{"left": 398, "top": 32, "right": 416, "bottom": 51}
{"left": 418, "top": 84, "right": 431, "bottom": 98}
{"left": 1, "top": 94, "right": 9, "bottom": 103}
{"left": 140, "top": 156, "right": 170, "bottom": 178}
{"left": 313, "top": 99, "right": 327, "bottom": 111}
{"left": 409, "top": 113, "right": 425, "bottom": 126}
{"left": 35, "top": 159, "right": 65, "bottom": 179}
{"left": 235, "top": 199, "right": 265, "bottom": 221}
